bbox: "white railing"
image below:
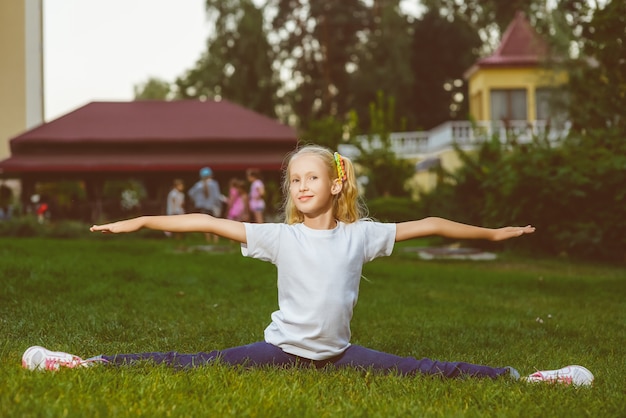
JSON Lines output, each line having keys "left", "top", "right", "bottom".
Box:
{"left": 340, "top": 120, "right": 570, "bottom": 159}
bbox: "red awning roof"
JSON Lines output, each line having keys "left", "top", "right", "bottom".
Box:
{"left": 14, "top": 100, "right": 297, "bottom": 143}
{"left": 0, "top": 100, "right": 298, "bottom": 176}
{"left": 464, "top": 12, "right": 549, "bottom": 78}
{"left": 480, "top": 12, "right": 548, "bottom": 66}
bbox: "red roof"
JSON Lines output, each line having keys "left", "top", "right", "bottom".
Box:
{"left": 13, "top": 100, "right": 297, "bottom": 143}
{"left": 0, "top": 100, "right": 298, "bottom": 175}
{"left": 465, "top": 12, "right": 549, "bottom": 77}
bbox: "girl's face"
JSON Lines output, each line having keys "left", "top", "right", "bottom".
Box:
{"left": 288, "top": 154, "right": 341, "bottom": 218}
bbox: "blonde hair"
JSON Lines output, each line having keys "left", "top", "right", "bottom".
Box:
{"left": 281, "top": 144, "right": 368, "bottom": 224}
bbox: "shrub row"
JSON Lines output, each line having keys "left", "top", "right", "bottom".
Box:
{"left": 416, "top": 130, "right": 626, "bottom": 262}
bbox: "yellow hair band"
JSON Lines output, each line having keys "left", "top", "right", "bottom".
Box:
{"left": 334, "top": 152, "right": 347, "bottom": 182}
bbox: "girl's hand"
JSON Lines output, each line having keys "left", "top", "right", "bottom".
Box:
{"left": 90, "top": 218, "right": 143, "bottom": 234}
{"left": 491, "top": 225, "right": 535, "bottom": 241}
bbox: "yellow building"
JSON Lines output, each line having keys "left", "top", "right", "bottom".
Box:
{"left": 465, "top": 11, "right": 567, "bottom": 124}
{"left": 412, "top": 12, "right": 568, "bottom": 197}
{"left": 0, "top": 0, "right": 44, "bottom": 206}
{"left": 0, "top": 0, "right": 44, "bottom": 165}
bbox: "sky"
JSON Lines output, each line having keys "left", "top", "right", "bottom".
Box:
{"left": 43, "top": 0, "right": 421, "bottom": 122}
{"left": 43, "top": 0, "right": 211, "bottom": 121}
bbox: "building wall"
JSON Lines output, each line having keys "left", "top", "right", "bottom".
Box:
{"left": 467, "top": 67, "right": 567, "bottom": 122}
{"left": 412, "top": 64, "right": 569, "bottom": 197}
{"left": 410, "top": 148, "right": 466, "bottom": 198}
{"left": 0, "top": 0, "right": 44, "bottom": 162}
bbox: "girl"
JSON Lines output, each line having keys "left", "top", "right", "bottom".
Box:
{"left": 166, "top": 179, "right": 185, "bottom": 217}
{"left": 22, "top": 145, "right": 593, "bottom": 386}
{"left": 226, "top": 178, "right": 250, "bottom": 222}
{"left": 164, "top": 178, "right": 185, "bottom": 242}
{"left": 246, "top": 168, "right": 265, "bottom": 223}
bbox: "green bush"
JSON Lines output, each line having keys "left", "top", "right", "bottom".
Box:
{"left": 0, "top": 217, "right": 167, "bottom": 240}
{"left": 0, "top": 216, "right": 43, "bottom": 237}
{"left": 0, "top": 217, "right": 91, "bottom": 239}
{"left": 366, "top": 197, "right": 420, "bottom": 222}
{"left": 417, "top": 130, "right": 626, "bottom": 262}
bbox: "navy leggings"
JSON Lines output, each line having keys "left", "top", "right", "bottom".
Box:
{"left": 101, "top": 342, "right": 509, "bottom": 379}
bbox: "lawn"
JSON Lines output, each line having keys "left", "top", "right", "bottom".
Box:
{"left": 1, "top": 236, "right": 624, "bottom": 417}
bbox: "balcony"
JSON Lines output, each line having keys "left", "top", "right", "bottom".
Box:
{"left": 340, "top": 120, "right": 570, "bottom": 160}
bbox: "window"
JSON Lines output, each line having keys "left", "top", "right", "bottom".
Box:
{"left": 536, "top": 87, "right": 569, "bottom": 125}
{"left": 490, "top": 89, "right": 527, "bottom": 121}
{"left": 535, "top": 88, "right": 552, "bottom": 120}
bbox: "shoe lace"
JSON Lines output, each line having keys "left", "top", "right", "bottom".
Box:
{"left": 556, "top": 375, "right": 573, "bottom": 384}
{"left": 44, "top": 356, "right": 83, "bottom": 371}
{"left": 530, "top": 370, "right": 573, "bottom": 385}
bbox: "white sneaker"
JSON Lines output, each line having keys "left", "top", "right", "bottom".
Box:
{"left": 22, "top": 346, "right": 91, "bottom": 371}
{"left": 524, "top": 365, "right": 594, "bottom": 387}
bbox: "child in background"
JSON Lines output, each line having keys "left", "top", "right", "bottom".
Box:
{"left": 22, "top": 145, "right": 594, "bottom": 386}
{"left": 226, "top": 178, "right": 250, "bottom": 222}
{"left": 165, "top": 179, "right": 185, "bottom": 243}
{"left": 166, "top": 179, "right": 185, "bottom": 217}
{"left": 246, "top": 168, "right": 265, "bottom": 223}
{"left": 187, "top": 167, "right": 222, "bottom": 243}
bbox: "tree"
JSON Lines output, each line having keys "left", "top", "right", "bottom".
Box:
{"left": 298, "top": 116, "right": 345, "bottom": 150}
{"left": 133, "top": 77, "right": 174, "bottom": 100}
{"left": 176, "top": 0, "right": 279, "bottom": 118}
{"left": 563, "top": 0, "right": 626, "bottom": 136}
{"left": 269, "top": 0, "right": 369, "bottom": 128}
{"left": 421, "top": 0, "right": 546, "bottom": 48}
{"left": 347, "top": 91, "right": 414, "bottom": 199}
{"left": 349, "top": 1, "right": 415, "bottom": 131}
{"left": 410, "top": 9, "right": 482, "bottom": 129}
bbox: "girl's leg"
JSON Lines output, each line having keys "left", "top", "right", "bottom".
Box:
{"left": 101, "top": 342, "right": 296, "bottom": 369}
{"left": 333, "top": 345, "right": 509, "bottom": 379}
{"left": 219, "top": 341, "right": 296, "bottom": 366}
{"left": 100, "top": 351, "right": 217, "bottom": 368}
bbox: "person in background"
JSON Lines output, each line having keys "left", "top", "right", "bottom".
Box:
{"left": 31, "top": 194, "right": 50, "bottom": 224}
{"left": 0, "top": 183, "right": 13, "bottom": 220}
{"left": 226, "top": 178, "right": 250, "bottom": 222}
{"left": 188, "top": 167, "right": 222, "bottom": 243}
{"left": 246, "top": 168, "right": 265, "bottom": 223}
{"left": 165, "top": 179, "right": 185, "bottom": 243}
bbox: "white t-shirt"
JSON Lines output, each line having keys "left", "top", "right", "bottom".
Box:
{"left": 242, "top": 221, "right": 396, "bottom": 360}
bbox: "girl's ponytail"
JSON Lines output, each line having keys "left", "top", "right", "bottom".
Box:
{"left": 332, "top": 152, "right": 367, "bottom": 223}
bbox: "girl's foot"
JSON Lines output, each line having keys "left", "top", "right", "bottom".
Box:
{"left": 524, "top": 365, "right": 594, "bottom": 386}
{"left": 22, "top": 346, "right": 101, "bottom": 371}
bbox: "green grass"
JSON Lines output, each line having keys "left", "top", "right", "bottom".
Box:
{"left": 1, "top": 236, "right": 625, "bottom": 417}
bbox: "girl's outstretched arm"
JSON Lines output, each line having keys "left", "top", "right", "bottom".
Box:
{"left": 90, "top": 214, "right": 247, "bottom": 243}
{"left": 395, "top": 217, "right": 535, "bottom": 242}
